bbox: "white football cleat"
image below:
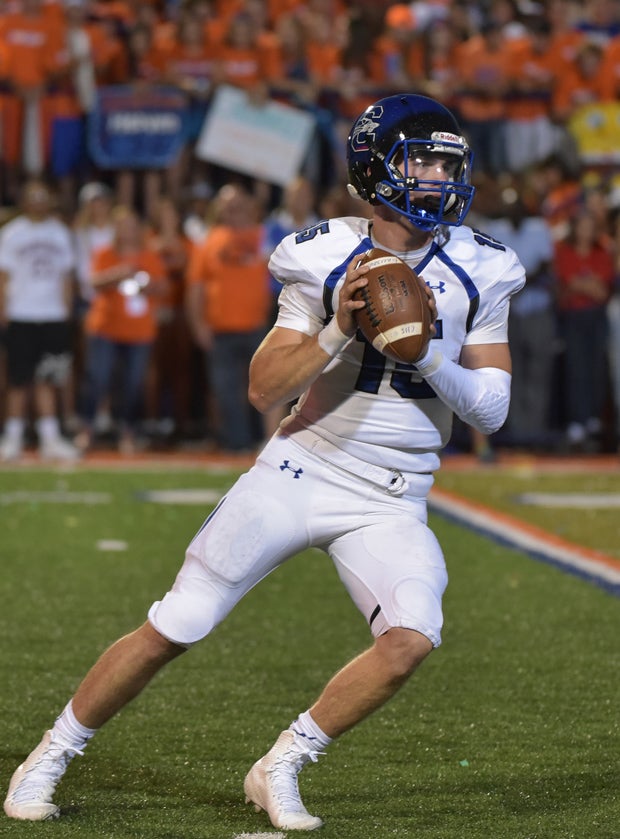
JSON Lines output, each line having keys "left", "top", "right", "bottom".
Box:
{"left": 4, "top": 730, "right": 81, "bottom": 821}
{"left": 244, "top": 730, "right": 323, "bottom": 831}
{"left": 0, "top": 435, "right": 23, "bottom": 462}
{"left": 39, "top": 437, "right": 80, "bottom": 462}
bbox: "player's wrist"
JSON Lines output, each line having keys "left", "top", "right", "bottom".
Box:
{"left": 414, "top": 346, "right": 443, "bottom": 376}
{"left": 317, "top": 317, "right": 349, "bottom": 357}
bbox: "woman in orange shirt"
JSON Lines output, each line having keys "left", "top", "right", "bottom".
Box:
{"left": 78, "top": 206, "right": 167, "bottom": 453}
{"left": 186, "top": 182, "right": 270, "bottom": 452}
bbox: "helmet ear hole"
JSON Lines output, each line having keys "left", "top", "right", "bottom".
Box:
{"left": 349, "top": 162, "right": 374, "bottom": 203}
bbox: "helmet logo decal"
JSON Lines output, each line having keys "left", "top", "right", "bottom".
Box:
{"left": 431, "top": 131, "right": 462, "bottom": 144}
{"left": 350, "top": 106, "right": 384, "bottom": 152}
{"left": 430, "top": 131, "right": 469, "bottom": 154}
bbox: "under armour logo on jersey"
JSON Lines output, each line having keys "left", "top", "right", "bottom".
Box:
{"left": 426, "top": 280, "right": 447, "bottom": 294}
{"left": 280, "top": 460, "right": 303, "bottom": 479}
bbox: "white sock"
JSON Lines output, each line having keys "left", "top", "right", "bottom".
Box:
{"left": 37, "top": 415, "right": 61, "bottom": 443}
{"left": 52, "top": 700, "right": 97, "bottom": 750}
{"left": 290, "top": 710, "right": 332, "bottom": 751}
{"left": 4, "top": 418, "right": 24, "bottom": 440}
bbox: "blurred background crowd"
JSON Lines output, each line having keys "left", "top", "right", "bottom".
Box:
{"left": 1, "top": 0, "right": 620, "bottom": 461}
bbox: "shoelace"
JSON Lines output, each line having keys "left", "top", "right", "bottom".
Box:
{"left": 12, "top": 743, "right": 84, "bottom": 805}
{"left": 267, "top": 746, "right": 323, "bottom": 814}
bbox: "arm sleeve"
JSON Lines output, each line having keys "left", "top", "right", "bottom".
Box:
{"left": 415, "top": 349, "right": 512, "bottom": 435}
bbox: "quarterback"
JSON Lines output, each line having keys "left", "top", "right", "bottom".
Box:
{"left": 4, "top": 95, "right": 525, "bottom": 831}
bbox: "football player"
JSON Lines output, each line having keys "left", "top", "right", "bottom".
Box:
{"left": 4, "top": 95, "right": 525, "bottom": 830}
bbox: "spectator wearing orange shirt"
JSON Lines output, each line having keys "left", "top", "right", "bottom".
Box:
{"left": 406, "top": 18, "right": 463, "bottom": 109}
{"left": 78, "top": 206, "right": 167, "bottom": 454}
{"left": 186, "top": 182, "right": 271, "bottom": 452}
{"left": 546, "top": 0, "right": 587, "bottom": 68}
{"left": 0, "top": 0, "right": 66, "bottom": 199}
{"left": 304, "top": 9, "right": 344, "bottom": 87}
{"left": 369, "top": 3, "right": 419, "bottom": 91}
{"left": 503, "top": 17, "right": 562, "bottom": 174}
{"left": 215, "top": 11, "right": 281, "bottom": 93}
{"left": 0, "top": 0, "right": 65, "bottom": 105}
{"left": 453, "top": 19, "right": 513, "bottom": 175}
{"left": 161, "top": 10, "right": 218, "bottom": 202}
{"left": 326, "top": 11, "right": 380, "bottom": 152}
{"left": 552, "top": 40, "right": 607, "bottom": 124}
{"left": 0, "top": 39, "right": 10, "bottom": 195}
{"left": 240, "top": 0, "right": 285, "bottom": 72}
{"left": 116, "top": 21, "right": 169, "bottom": 85}
{"left": 271, "top": 12, "right": 315, "bottom": 100}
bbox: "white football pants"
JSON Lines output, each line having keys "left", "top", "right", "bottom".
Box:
{"left": 148, "top": 430, "right": 448, "bottom": 648}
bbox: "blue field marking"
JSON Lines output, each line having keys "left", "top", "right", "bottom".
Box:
{"left": 428, "top": 488, "right": 620, "bottom": 597}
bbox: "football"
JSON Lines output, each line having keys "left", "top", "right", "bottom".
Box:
{"left": 354, "top": 248, "right": 432, "bottom": 364}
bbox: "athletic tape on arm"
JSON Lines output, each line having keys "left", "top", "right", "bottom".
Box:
{"left": 317, "top": 316, "right": 350, "bottom": 356}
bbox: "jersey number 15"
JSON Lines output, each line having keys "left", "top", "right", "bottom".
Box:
{"left": 354, "top": 334, "right": 436, "bottom": 399}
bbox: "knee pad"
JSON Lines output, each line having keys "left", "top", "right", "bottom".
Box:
{"left": 148, "top": 575, "right": 230, "bottom": 647}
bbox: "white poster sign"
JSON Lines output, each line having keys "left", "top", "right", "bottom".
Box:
{"left": 195, "top": 85, "right": 316, "bottom": 186}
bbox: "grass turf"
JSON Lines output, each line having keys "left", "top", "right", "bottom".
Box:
{"left": 0, "top": 465, "right": 618, "bottom": 838}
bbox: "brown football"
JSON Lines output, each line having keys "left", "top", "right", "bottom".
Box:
{"left": 354, "top": 248, "right": 432, "bottom": 364}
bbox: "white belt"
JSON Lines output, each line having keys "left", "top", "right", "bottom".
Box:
{"left": 287, "top": 429, "right": 412, "bottom": 496}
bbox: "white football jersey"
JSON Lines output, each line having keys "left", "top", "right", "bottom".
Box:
{"left": 270, "top": 217, "right": 525, "bottom": 473}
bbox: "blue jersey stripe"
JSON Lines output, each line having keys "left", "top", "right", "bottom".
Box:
{"left": 415, "top": 241, "right": 441, "bottom": 273}
{"left": 322, "top": 236, "right": 373, "bottom": 321}
{"left": 433, "top": 247, "right": 480, "bottom": 332}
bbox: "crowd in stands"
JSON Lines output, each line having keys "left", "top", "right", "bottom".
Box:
{"left": 1, "top": 0, "right": 620, "bottom": 460}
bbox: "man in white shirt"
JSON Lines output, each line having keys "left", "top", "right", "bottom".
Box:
{"left": 480, "top": 190, "right": 557, "bottom": 445}
{"left": 0, "top": 180, "right": 79, "bottom": 461}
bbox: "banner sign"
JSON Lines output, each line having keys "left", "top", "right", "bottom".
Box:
{"left": 195, "top": 84, "right": 316, "bottom": 186}
{"left": 88, "top": 86, "right": 186, "bottom": 169}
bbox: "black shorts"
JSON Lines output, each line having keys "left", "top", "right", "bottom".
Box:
{"left": 6, "top": 320, "right": 73, "bottom": 387}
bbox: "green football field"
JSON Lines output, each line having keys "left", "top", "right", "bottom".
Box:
{"left": 0, "top": 460, "right": 618, "bottom": 839}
